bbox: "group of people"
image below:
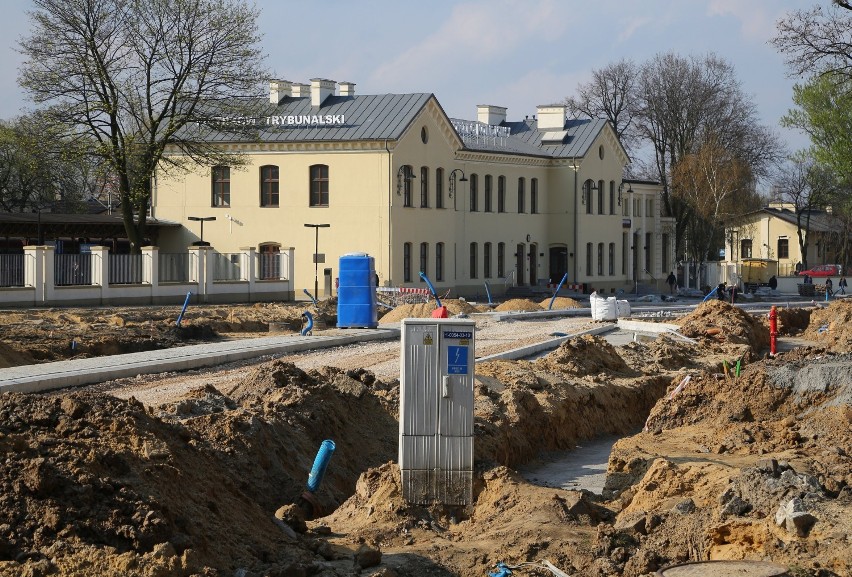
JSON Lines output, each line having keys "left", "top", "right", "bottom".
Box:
{"left": 659, "top": 270, "right": 847, "bottom": 298}
{"left": 825, "top": 276, "right": 848, "bottom": 296}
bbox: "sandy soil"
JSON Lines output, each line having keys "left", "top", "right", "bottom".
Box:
{"left": 0, "top": 298, "right": 850, "bottom": 576}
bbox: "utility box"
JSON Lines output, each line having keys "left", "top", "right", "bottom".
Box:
{"left": 399, "top": 318, "right": 475, "bottom": 506}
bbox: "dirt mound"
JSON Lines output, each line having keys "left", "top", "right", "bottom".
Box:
{"left": 494, "top": 298, "right": 543, "bottom": 312}
{"left": 774, "top": 306, "right": 811, "bottom": 335}
{"left": 675, "top": 300, "right": 769, "bottom": 350}
{"left": 378, "top": 298, "right": 481, "bottom": 323}
{"left": 535, "top": 335, "right": 636, "bottom": 378}
{"left": 620, "top": 335, "right": 704, "bottom": 373}
{"left": 0, "top": 341, "right": 34, "bottom": 368}
{"left": 802, "top": 299, "right": 852, "bottom": 351}
{"left": 539, "top": 296, "right": 582, "bottom": 309}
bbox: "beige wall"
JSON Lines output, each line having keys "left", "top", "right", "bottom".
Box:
{"left": 155, "top": 104, "right": 664, "bottom": 298}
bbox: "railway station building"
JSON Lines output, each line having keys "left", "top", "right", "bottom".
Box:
{"left": 153, "top": 78, "right": 673, "bottom": 298}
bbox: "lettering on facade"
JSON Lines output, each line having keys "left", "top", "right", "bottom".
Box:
{"left": 209, "top": 115, "right": 346, "bottom": 127}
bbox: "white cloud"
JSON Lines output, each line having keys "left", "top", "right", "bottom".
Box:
{"left": 617, "top": 16, "right": 653, "bottom": 44}
{"left": 706, "top": 0, "right": 785, "bottom": 42}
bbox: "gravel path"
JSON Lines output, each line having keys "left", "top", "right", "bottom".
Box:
{"left": 84, "top": 315, "right": 598, "bottom": 406}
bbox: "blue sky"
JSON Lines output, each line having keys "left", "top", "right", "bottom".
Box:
{"left": 0, "top": 0, "right": 814, "bottom": 153}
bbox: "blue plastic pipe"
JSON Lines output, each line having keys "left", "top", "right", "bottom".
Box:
{"left": 306, "top": 439, "right": 336, "bottom": 493}
{"left": 703, "top": 286, "right": 718, "bottom": 302}
{"left": 300, "top": 311, "right": 314, "bottom": 335}
{"left": 303, "top": 288, "right": 318, "bottom": 306}
{"left": 175, "top": 291, "right": 192, "bottom": 327}
{"left": 548, "top": 273, "right": 569, "bottom": 310}
{"left": 419, "top": 271, "right": 442, "bottom": 308}
{"left": 484, "top": 282, "right": 493, "bottom": 306}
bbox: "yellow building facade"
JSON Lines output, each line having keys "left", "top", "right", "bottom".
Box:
{"left": 153, "top": 79, "right": 673, "bottom": 298}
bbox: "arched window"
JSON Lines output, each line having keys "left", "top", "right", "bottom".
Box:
{"left": 401, "top": 165, "right": 414, "bottom": 207}
{"left": 609, "top": 181, "right": 616, "bottom": 215}
{"left": 420, "top": 242, "right": 428, "bottom": 276}
{"left": 598, "top": 243, "right": 604, "bottom": 275}
{"left": 258, "top": 244, "right": 280, "bottom": 279}
{"left": 403, "top": 242, "right": 412, "bottom": 282}
{"left": 517, "top": 178, "right": 526, "bottom": 213}
{"left": 259, "top": 165, "right": 279, "bottom": 207}
{"left": 436, "top": 168, "right": 445, "bottom": 209}
{"left": 469, "top": 174, "right": 479, "bottom": 212}
{"left": 484, "top": 175, "right": 493, "bottom": 212}
{"left": 531, "top": 178, "right": 538, "bottom": 214}
{"left": 584, "top": 179, "right": 593, "bottom": 214}
{"left": 420, "top": 167, "right": 429, "bottom": 207}
{"left": 212, "top": 166, "right": 230, "bottom": 207}
{"left": 498, "top": 176, "right": 506, "bottom": 212}
{"left": 497, "top": 242, "right": 505, "bottom": 277}
{"left": 469, "top": 242, "right": 478, "bottom": 279}
{"left": 436, "top": 242, "right": 444, "bottom": 281}
{"left": 484, "top": 242, "right": 492, "bottom": 278}
{"left": 608, "top": 242, "right": 615, "bottom": 275}
{"left": 598, "top": 180, "right": 605, "bottom": 215}
{"left": 309, "top": 164, "right": 329, "bottom": 207}
{"left": 586, "top": 242, "right": 593, "bottom": 275}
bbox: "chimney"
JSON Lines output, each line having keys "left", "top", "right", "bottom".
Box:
{"left": 477, "top": 104, "right": 507, "bottom": 125}
{"left": 291, "top": 83, "right": 311, "bottom": 98}
{"left": 339, "top": 81, "right": 356, "bottom": 97}
{"left": 311, "top": 78, "right": 336, "bottom": 107}
{"left": 536, "top": 104, "right": 567, "bottom": 130}
{"left": 269, "top": 80, "right": 292, "bottom": 104}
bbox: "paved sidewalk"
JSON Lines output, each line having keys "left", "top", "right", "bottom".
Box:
{"left": 0, "top": 328, "right": 400, "bottom": 395}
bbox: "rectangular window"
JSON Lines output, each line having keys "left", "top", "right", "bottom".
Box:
{"left": 436, "top": 168, "right": 445, "bottom": 209}
{"left": 609, "top": 243, "right": 615, "bottom": 275}
{"left": 598, "top": 180, "right": 605, "bottom": 215}
{"left": 260, "top": 165, "right": 279, "bottom": 207}
{"left": 469, "top": 174, "right": 478, "bottom": 212}
{"left": 598, "top": 243, "right": 604, "bottom": 275}
{"left": 778, "top": 237, "right": 789, "bottom": 259}
{"left": 741, "top": 239, "right": 752, "bottom": 258}
{"left": 484, "top": 175, "right": 493, "bottom": 212}
{"left": 470, "top": 243, "right": 478, "bottom": 279}
{"left": 420, "top": 167, "right": 429, "bottom": 207}
{"left": 484, "top": 242, "right": 492, "bottom": 278}
{"left": 498, "top": 176, "right": 506, "bottom": 213}
{"left": 309, "top": 164, "right": 329, "bottom": 207}
{"left": 403, "top": 242, "right": 412, "bottom": 283}
{"left": 436, "top": 242, "right": 444, "bottom": 281}
{"left": 662, "top": 234, "right": 670, "bottom": 273}
{"left": 517, "top": 178, "right": 525, "bottom": 213}
{"left": 497, "top": 242, "right": 505, "bottom": 278}
{"left": 622, "top": 232, "right": 628, "bottom": 275}
{"left": 586, "top": 242, "right": 593, "bottom": 276}
{"left": 531, "top": 179, "right": 538, "bottom": 214}
{"left": 212, "top": 166, "right": 230, "bottom": 207}
{"left": 420, "top": 242, "right": 428, "bottom": 276}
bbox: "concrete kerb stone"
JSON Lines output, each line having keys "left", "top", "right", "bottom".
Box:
{"left": 0, "top": 328, "right": 400, "bottom": 395}
{"left": 476, "top": 324, "right": 617, "bottom": 363}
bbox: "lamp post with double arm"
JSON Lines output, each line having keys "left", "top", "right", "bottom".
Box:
{"left": 304, "top": 223, "right": 330, "bottom": 301}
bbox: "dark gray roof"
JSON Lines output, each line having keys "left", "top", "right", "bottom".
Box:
{"left": 200, "top": 93, "right": 433, "bottom": 142}
{"left": 738, "top": 207, "right": 845, "bottom": 235}
{"left": 195, "top": 92, "right": 616, "bottom": 161}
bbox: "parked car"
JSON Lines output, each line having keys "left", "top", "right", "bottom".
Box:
{"left": 797, "top": 264, "right": 842, "bottom": 277}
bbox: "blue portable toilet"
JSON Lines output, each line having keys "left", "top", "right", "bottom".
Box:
{"left": 337, "top": 253, "right": 378, "bottom": 328}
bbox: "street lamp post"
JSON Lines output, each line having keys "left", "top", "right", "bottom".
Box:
{"left": 304, "top": 223, "right": 330, "bottom": 301}
{"left": 448, "top": 169, "right": 467, "bottom": 211}
{"left": 188, "top": 216, "right": 216, "bottom": 246}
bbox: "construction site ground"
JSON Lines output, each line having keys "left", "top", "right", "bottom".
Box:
{"left": 0, "top": 295, "right": 851, "bottom": 577}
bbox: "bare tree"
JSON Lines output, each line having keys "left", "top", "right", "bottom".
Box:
{"left": 773, "top": 1, "right": 852, "bottom": 78}
{"left": 19, "top": 0, "right": 267, "bottom": 252}
{"left": 773, "top": 153, "right": 839, "bottom": 270}
{"left": 565, "top": 59, "right": 639, "bottom": 155}
{"left": 634, "top": 52, "right": 782, "bottom": 260}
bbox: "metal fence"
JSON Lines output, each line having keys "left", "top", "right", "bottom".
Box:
{"left": 54, "top": 253, "right": 93, "bottom": 286}
{"left": 159, "top": 253, "right": 191, "bottom": 283}
{"left": 108, "top": 253, "right": 143, "bottom": 284}
{"left": 258, "top": 252, "right": 281, "bottom": 279}
{"left": 0, "top": 254, "right": 24, "bottom": 287}
{"left": 213, "top": 253, "right": 242, "bottom": 281}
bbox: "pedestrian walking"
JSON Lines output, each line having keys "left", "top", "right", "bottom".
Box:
{"left": 839, "top": 276, "right": 847, "bottom": 295}
{"left": 825, "top": 277, "right": 834, "bottom": 297}
{"left": 666, "top": 271, "right": 677, "bottom": 294}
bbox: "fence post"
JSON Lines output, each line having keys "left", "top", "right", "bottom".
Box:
{"left": 142, "top": 246, "right": 158, "bottom": 287}
{"left": 89, "top": 246, "right": 109, "bottom": 303}
{"left": 284, "top": 246, "right": 295, "bottom": 300}
{"left": 23, "top": 245, "right": 44, "bottom": 305}
{"left": 187, "top": 246, "right": 206, "bottom": 303}
{"left": 240, "top": 246, "right": 256, "bottom": 301}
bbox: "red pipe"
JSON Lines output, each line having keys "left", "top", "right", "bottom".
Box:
{"left": 769, "top": 305, "right": 777, "bottom": 356}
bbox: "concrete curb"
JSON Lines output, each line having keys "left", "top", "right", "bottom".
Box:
{"left": 476, "top": 324, "right": 617, "bottom": 363}
{"left": 0, "top": 328, "right": 400, "bottom": 394}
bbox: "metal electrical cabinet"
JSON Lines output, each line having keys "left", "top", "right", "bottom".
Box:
{"left": 399, "top": 318, "right": 475, "bottom": 506}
